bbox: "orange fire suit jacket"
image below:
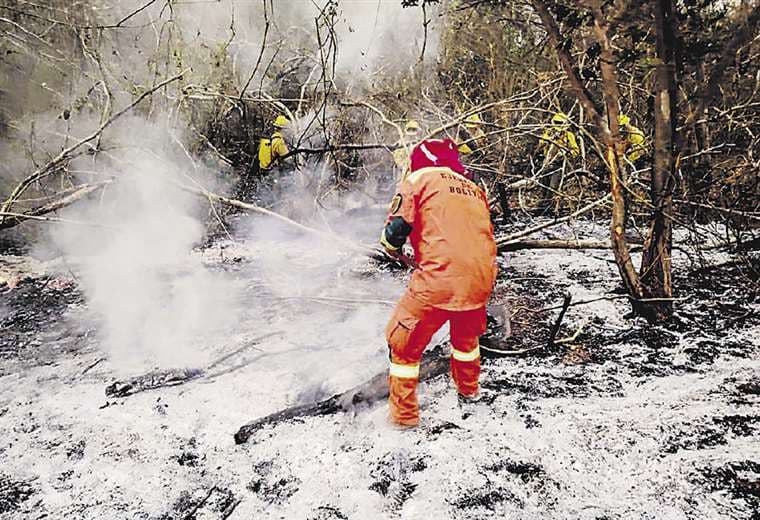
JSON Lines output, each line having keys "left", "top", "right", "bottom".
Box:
{"left": 383, "top": 166, "right": 497, "bottom": 311}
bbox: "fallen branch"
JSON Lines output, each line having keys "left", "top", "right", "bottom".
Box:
{"left": 106, "top": 368, "right": 205, "bottom": 398}
{"left": 182, "top": 486, "right": 218, "bottom": 520}
{"left": 221, "top": 499, "right": 242, "bottom": 520}
{"left": 498, "top": 237, "right": 729, "bottom": 253}
{"left": 496, "top": 195, "right": 612, "bottom": 245}
{"left": 234, "top": 345, "right": 449, "bottom": 444}
{"left": 179, "top": 183, "right": 391, "bottom": 261}
{"left": 105, "top": 333, "right": 282, "bottom": 397}
{"left": 0, "top": 180, "right": 112, "bottom": 231}
{"left": 498, "top": 239, "right": 612, "bottom": 252}
{"left": 81, "top": 357, "right": 106, "bottom": 376}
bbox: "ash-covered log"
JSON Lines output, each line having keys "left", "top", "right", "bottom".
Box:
{"left": 105, "top": 368, "right": 205, "bottom": 398}
{"left": 234, "top": 346, "right": 450, "bottom": 444}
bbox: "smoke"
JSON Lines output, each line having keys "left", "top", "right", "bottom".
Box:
{"left": 32, "top": 115, "right": 399, "bottom": 384}
{"left": 233, "top": 196, "right": 402, "bottom": 401}
{"left": 176, "top": 0, "right": 438, "bottom": 79}
{"left": 327, "top": 1, "right": 442, "bottom": 91}
{"left": 1, "top": 0, "right": 441, "bottom": 378}
{"left": 43, "top": 118, "right": 242, "bottom": 374}
{"left": 0, "top": 0, "right": 442, "bottom": 188}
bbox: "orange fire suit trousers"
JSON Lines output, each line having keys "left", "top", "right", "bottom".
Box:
{"left": 386, "top": 291, "right": 486, "bottom": 426}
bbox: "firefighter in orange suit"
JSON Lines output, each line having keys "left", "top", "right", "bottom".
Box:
{"left": 380, "top": 138, "right": 497, "bottom": 428}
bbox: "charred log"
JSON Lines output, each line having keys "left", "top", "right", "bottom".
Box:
{"left": 234, "top": 346, "right": 450, "bottom": 444}
{"left": 105, "top": 368, "right": 205, "bottom": 398}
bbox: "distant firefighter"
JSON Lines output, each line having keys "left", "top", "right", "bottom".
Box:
{"left": 538, "top": 112, "right": 580, "bottom": 212}
{"left": 393, "top": 119, "right": 421, "bottom": 177}
{"left": 457, "top": 113, "right": 486, "bottom": 155}
{"left": 258, "top": 115, "right": 290, "bottom": 171}
{"left": 540, "top": 112, "right": 580, "bottom": 159}
{"left": 618, "top": 113, "right": 647, "bottom": 163}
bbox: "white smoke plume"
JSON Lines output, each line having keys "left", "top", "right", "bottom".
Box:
{"left": 1, "top": 0, "right": 442, "bottom": 192}
{"left": 3, "top": 0, "right": 442, "bottom": 377}
{"left": 43, "top": 118, "right": 242, "bottom": 374}
{"left": 97, "top": 0, "right": 440, "bottom": 95}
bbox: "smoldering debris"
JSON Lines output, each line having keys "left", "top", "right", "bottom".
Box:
{"left": 234, "top": 345, "right": 450, "bottom": 445}
{"left": 103, "top": 331, "right": 283, "bottom": 398}
{"left": 105, "top": 368, "right": 205, "bottom": 398}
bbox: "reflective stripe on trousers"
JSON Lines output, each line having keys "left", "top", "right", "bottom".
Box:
{"left": 389, "top": 362, "right": 420, "bottom": 379}
{"left": 385, "top": 292, "right": 487, "bottom": 426}
{"left": 451, "top": 344, "right": 480, "bottom": 362}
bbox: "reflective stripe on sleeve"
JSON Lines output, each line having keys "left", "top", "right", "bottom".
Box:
{"left": 389, "top": 362, "right": 420, "bottom": 379}
{"left": 451, "top": 345, "right": 480, "bottom": 362}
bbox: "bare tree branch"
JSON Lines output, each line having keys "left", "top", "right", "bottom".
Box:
{"left": 0, "top": 69, "right": 189, "bottom": 222}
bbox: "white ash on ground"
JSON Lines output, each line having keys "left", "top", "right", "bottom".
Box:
{"left": 1, "top": 219, "right": 758, "bottom": 519}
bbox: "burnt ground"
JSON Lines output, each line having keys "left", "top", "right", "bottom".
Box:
{"left": 469, "top": 253, "right": 760, "bottom": 518}
{"left": 0, "top": 276, "right": 87, "bottom": 369}
{"left": 0, "top": 473, "right": 34, "bottom": 515}
{"left": 0, "top": 241, "right": 759, "bottom": 518}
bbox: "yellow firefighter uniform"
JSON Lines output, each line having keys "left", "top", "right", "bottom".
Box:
{"left": 618, "top": 114, "right": 646, "bottom": 162}
{"left": 393, "top": 120, "right": 422, "bottom": 174}
{"left": 541, "top": 112, "right": 580, "bottom": 158}
{"left": 458, "top": 113, "right": 485, "bottom": 155}
{"left": 258, "top": 116, "right": 290, "bottom": 171}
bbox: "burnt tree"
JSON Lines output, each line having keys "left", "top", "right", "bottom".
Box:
{"left": 531, "top": 0, "right": 649, "bottom": 317}
{"left": 641, "top": 0, "right": 678, "bottom": 319}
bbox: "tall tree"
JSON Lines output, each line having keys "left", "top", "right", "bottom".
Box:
{"left": 531, "top": 0, "right": 653, "bottom": 317}
{"left": 641, "top": 0, "right": 679, "bottom": 318}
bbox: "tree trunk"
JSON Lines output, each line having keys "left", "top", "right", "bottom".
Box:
{"left": 590, "top": 6, "right": 646, "bottom": 305}
{"left": 686, "top": 61, "right": 713, "bottom": 205}
{"left": 639, "top": 0, "right": 678, "bottom": 322}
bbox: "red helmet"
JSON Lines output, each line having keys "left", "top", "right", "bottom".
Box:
{"left": 410, "top": 138, "right": 470, "bottom": 179}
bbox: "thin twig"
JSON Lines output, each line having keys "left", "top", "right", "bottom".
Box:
{"left": 547, "top": 294, "right": 572, "bottom": 347}
{"left": 496, "top": 195, "right": 612, "bottom": 245}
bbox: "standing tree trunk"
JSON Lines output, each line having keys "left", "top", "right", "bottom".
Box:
{"left": 640, "top": 0, "right": 678, "bottom": 321}
{"left": 532, "top": 0, "right": 700, "bottom": 322}
{"left": 532, "top": 0, "right": 650, "bottom": 318}
{"left": 589, "top": 5, "right": 646, "bottom": 305}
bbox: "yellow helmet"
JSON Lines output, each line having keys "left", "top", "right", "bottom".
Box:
{"left": 464, "top": 113, "right": 482, "bottom": 129}
{"left": 458, "top": 142, "right": 473, "bottom": 155}
{"left": 551, "top": 112, "right": 569, "bottom": 125}
{"left": 618, "top": 114, "right": 631, "bottom": 126}
{"left": 404, "top": 120, "right": 420, "bottom": 136}
{"left": 273, "top": 115, "right": 290, "bottom": 128}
